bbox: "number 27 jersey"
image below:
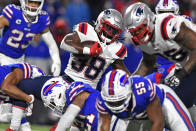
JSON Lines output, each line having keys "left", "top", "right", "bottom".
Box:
{"left": 0, "top": 4, "right": 50, "bottom": 58}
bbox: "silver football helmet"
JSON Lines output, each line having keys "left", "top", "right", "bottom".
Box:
{"left": 155, "top": 0, "right": 179, "bottom": 14}
{"left": 41, "top": 77, "right": 68, "bottom": 115}
{"left": 101, "top": 70, "right": 132, "bottom": 113}
{"left": 95, "top": 9, "right": 123, "bottom": 44}
{"left": 20, "top": 0, "right": 44, "bottom": 17}
{"left": 124, "top": 2, "right": 155, "bottom": 44}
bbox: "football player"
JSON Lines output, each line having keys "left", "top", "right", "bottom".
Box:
{"left": 60, "top": 9, "right": 131, "bottom": 89}
{"left": 97, "top": 70, "right": 195, "bottom": 131}
{"left": 6, "top": 76, "right": 100, "bottom": 131}
{"left": 123, "top": 2, "right": 196, "bottom": 109}
{"left": 0, "top": 63, "right": 44, "bottom": 130}
{"left": 0, "top": 0, "right": 61, "bottom": 76}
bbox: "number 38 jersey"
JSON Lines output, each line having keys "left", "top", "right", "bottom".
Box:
{"left": 65, "top": 22, "right": 127, "bottom": 89}
{"left": 137, "top": 13, "right": 196, "bottom": 66}
{"left": 0, "top": 4, "right": 50, "bottom": 58}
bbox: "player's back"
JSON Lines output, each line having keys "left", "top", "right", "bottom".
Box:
{"left": 65, "top": 22, "right": 127, "bottom": 88}
{"left": 0, "top": 4, "right": 50, "bottom": 58}
{"left": 66, "top": 81, "right": 99, "bottom": 131}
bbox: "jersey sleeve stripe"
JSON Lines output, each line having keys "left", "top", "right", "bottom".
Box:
{"left": 161, "top": 15, "right": 174, "bottom": 40}
{"left": 147, "top": 79, "right": 156, "bottom": 101}
{"left": 96, "top": 100, "right": 108, "bottom": 114}
{"left": 3, "top": 9, "right": 12, "bottom": 19}
{"left": 25, "top": 63, "right": 31, "bottom": 78}
{"left": 5, "top": 6, "right": 13, "bottom": 15}
{"left": 166, "top": 93, "right": 194, "bottom": 131}
{"left": 116, "top": 44, "right": 127, "bottom": 58}
{"left": 22, "top": 63, "right": 27, "bottom": 79}
{"left": 78, "top": 23, "right": 88, "bottom": 35}
{"left": 109, "top": 70, "right": 117, "bottom": 95}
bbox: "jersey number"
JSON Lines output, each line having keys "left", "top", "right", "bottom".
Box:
{"left": 163, "top": 48, "right": 188, "bottom": 62}
{"left": 86, "top": 114, "right": 96, "bottom": 130}
{"left": 71, "top": 57, "right": 106, "bottom": 81}
{"left": 135, "top": 82, "right": 146, "bottom": 95}
{"left": 7, "top": 29, "right": 35, "bottom": 49}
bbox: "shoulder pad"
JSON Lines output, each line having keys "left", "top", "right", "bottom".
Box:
{"left": 2, "top": 4, "right": 18, "bottom": 21}
{"left": 73, "top": 22, "right": 100, "bottom": 42}
{"left": 159, "top": 14, "right": 182, "bottom": 40}
{"left": 106, "top": 42, "right": 127, "bottom": 60}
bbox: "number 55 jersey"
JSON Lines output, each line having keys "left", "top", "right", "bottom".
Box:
{"left": 65, "top": 22, "right": 127, "bottom": 89}
{"left": 136, "top": 13, "right": 196, "bottom": 66}
{"left": 0, "top": 4, "right": 50, "bottom": 58}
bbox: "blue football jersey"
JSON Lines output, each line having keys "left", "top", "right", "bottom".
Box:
{"left": 96, "top": 76, "right": 164, "bottom": 120}
{"left": 0, "top": 4, "right": 50, "bottom": 58}
{"left": 66, "top": 81, "right": 99, "bottom": 131}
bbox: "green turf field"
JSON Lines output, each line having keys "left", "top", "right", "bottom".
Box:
{"left": 0, "top": 123, "right": 52, "bottom": 131}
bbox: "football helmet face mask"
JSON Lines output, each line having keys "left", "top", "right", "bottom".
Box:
{"left": 20, "top": 0, "right": 44, "bottom": 17}
{"left": 155, "top": 0, "right": 179, "bottom": 14}
{"left": 95, "top": 9, "right": 123, "bottom": 44}
{"left": 101, "top": 70, "right": 132, "bottom": 113}
{"left": 124, "top": 2, "right": 155, "bottom": 44}
{"left": 41, "top": 77, "right": 68, "bottom": 115}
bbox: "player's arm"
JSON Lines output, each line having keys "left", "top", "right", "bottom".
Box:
{"left": 146, "top": 96, "right": 164, "bottom": 131}
{"left": 0, "top": 15, "right": 9, "bottom": 29}
{"left": 1, "top": 68, "right": 33, "bottom": 103}
{"left": 97, "top": 113, "right": 112, "bottom": 131}
{"left": 55, "top": 91, "right": 90, "bottom": 131}
{"left": 60, "top": 32, "right": 102, "bottom": 56}
{"left": 111, "top": 59, "right": 131, "bottom": 76}
{"left": 174, "top": 22, "right": 196, "bottom": 73}
{"left": 41, "top": 27, "right": 61, "bottom": 76}
{"left": 133, "top": 52, "right": 157, "bottom": 76}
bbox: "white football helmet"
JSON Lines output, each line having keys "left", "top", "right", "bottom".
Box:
{"left": 155, "top": 0, "right": 179, "bottom": 15}
{"left": 41, "top": 77, "right": 68, "bottom": 115}
{"left": 124, "top": 2, "right": 155, "bottom": 44}
{"left": 95, "top": 9, "right": 123, "bottom": 44}
{"left": 20, "top": 0, "right": 44, "bottom": 17}
{"left": 101, "top": 70, "right": 132, "bottom": 113}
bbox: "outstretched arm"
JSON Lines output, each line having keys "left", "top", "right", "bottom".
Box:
{"left": 133, "top": 52, "right": 157, "bottom": 76}
{"left": 55, "top": 91, "right": 90, "bottom": 131}
{"left": 1, "top": 68, "right": 33, "bottom": 103}
{"left": 146, "top": 96, "right": 164, "bottom": 131}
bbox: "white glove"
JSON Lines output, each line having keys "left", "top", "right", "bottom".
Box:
{"left": 51, "top": 63, "right": 61, "bottom": 76}
{"left": 25, "top": 95, "right": 34, "bottom": 116}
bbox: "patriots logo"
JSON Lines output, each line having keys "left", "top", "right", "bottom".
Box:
{"left": 104, "top": 9, "right": 111, "bottom": 15}
{"left": 136, "top": 6, "right": 144, "bottom": 16}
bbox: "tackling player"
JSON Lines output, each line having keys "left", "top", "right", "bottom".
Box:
{"left": 123, "top": 2, "right": 196, "bottom": 109}
{"left": 60, "top": 8, "right": 131, "bottom": 90}
{"left": 97, "top": 70, "right": 194, "bottom": 131}
{"left": 6, "top": 76, "right": 100, "bottom": 131}
{"left": 0, "top": 0, "right": 61, "bottom": 75}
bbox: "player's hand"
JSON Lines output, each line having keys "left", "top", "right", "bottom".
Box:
{"left": 83, "top": 42, "right": 102, "bottom": 56}
{"left": 25, "top": 95, "right": 34, "bottom": 116}
{"left": 51, "top": 63, "right": 61, "bottom": 76}
{"left": 165, "top": 68, "right": 188, "bottom": 89}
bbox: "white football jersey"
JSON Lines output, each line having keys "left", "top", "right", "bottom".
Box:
{"left": 64, "top": 22, "right": 127, "bottom": 88}
{"left": 137, "top": 13, "right": 196, "bottom": 66}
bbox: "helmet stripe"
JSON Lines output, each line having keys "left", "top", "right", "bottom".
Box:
{"left": 163, "top": 0, "right": 168, "bottom": 6}
{"left": 108, "top": 70, "right": 117, "bottom": 95}
{"left": 161, "top": 15, "right": 174, "bottom": 40}
{"left": 44, "top": 81, "right": 59, "bottom": 95}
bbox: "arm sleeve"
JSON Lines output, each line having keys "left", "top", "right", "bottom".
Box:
{"left": 1, "top": 4, "right": 14, "bottom": 23}
{"left": 56, "top": 104, "right": 81, "bottom": 131}
{"left": 41, "top": 31, "right": 61, "bottom": 64}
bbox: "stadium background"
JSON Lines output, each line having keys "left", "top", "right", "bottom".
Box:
{"left": 0, "top": 0, "right": 195, "bottom": 130}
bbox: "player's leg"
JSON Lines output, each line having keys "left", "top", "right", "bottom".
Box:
{"left": 160, "top": 85, "right": 194, "bottom": 131}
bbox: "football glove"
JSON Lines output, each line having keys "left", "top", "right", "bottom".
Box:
{"left": 83, "top": 42, "right": 102, "bottom": 56}
{"left": 51, "top": 63, "right": 61, "bottom": 76}
{"left": 25, "top": 95, "right": 34, "bottom": 116}
{"left": 165, "top": 68, "right": 188, "bottom": 89}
